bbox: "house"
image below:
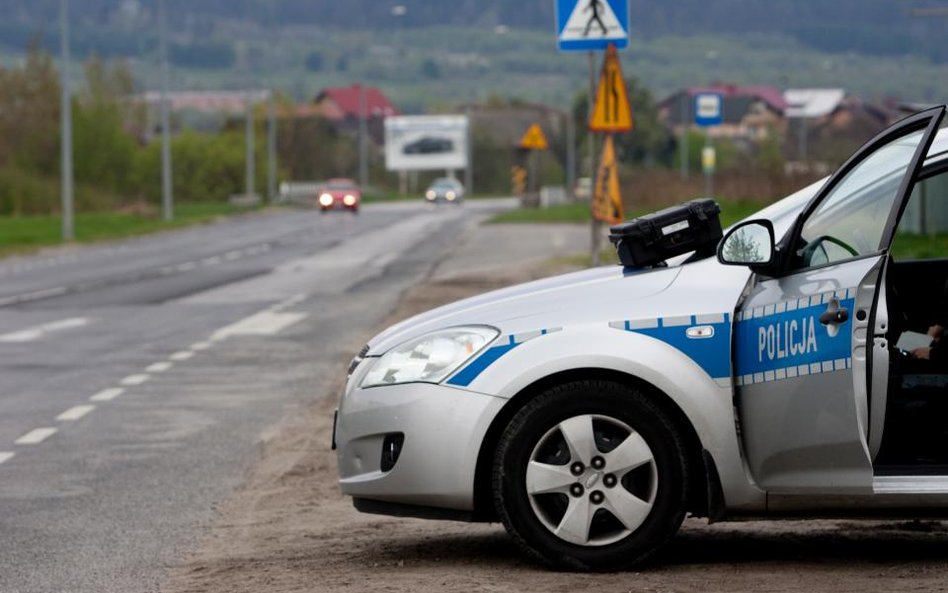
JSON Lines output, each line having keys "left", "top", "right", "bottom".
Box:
{"left": 314, "top": 84, "right": 400, "bottom": 144}
{"left": 658, "top": 85, "right": 788, "bottom": 144}
{"left": 783, "top": 88, "right": 891, "bottom": 165}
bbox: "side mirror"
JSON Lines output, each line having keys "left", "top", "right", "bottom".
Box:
{"left": 717, "top": 219, "right": 775, "bottom": 267}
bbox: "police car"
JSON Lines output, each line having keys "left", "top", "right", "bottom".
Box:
{"left": 335, "top": 107, "right": 948, "bottom": 570}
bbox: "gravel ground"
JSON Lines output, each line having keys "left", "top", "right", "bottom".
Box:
{"left": 162, "top": 223, "right": 948, "bottom": 593}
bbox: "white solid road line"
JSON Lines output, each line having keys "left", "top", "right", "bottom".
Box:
{"left": 56, "top": 405, "right": 96, "bottom": 422}
{"left": 15, "top": 427, "right": 58, "bottom": 445}
{"left": 0, "top": 317, "right": 89, "bottom": 343}
{"left": 120, "top": 374, "right": 150, "bottom": 386}
{"left": 147, "top": 361, "right": 173, "bottom": 373}
{"left": 170, "top": 350, "right": 194, "bottom": 361}
{"left": 90, "top": 387, "right": 124, "bottom": 402}
{"left": 0, "top": 452, "right": 14, "bottom": 464}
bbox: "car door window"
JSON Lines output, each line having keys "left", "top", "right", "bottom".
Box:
{"left": 795, "top": 130, "right": 926, "bottom": 269}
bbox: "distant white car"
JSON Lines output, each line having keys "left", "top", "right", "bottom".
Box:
{"left": 336, "top": 107, "right": 948, "bottom": 571}
{"left": 424, "top": 178, "right": 464, "bottom": 204}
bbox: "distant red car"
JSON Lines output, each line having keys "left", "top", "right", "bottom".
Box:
{"left": 317, "top": 178, "right": 360, "bottom": 213}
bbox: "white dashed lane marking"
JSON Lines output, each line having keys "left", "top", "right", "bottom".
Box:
{"left": 191, "top": 341, "right": 211, "bottom": 351}
{"left": 170, "top": 351, "right": 194, "bottom": 362}
{"left": 120, "top": 374, "right": 150, "bottom": 386}
{"left": 90, "top": 387, "right": 124, "bottom": 402}
{"left": 0, "top": 452, "right": 14, "bottom": 464}
{"left": 147, "top": 361, "right": 173, "bottom": 373}
{"left": 15, "top": 428, "right": 58, "bottom": 445}
{"left": 56, "top": 405, "right": 96, "bottom": 422}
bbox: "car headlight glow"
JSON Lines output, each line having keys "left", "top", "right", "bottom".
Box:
{"left": 360, "top": 326, "right": 499, "bottom": 388}
{"left": 425, "top": 190, "right": 436, "bottom": 200}
{"left": 446, "top": 191, "right": 456, "bottom": 201}
{"left": 319, "top": 193, "right": 334, "bottom": 206}
{"left": 343, "top": 194, "right": 357, "bottom": 206}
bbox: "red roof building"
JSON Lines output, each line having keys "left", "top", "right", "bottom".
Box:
{"left": 314, "top": 84, "right": 399, "bottom": 144}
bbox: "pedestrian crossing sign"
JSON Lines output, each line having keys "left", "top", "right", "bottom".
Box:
{"left": 556, "top": 0, "right": 629, "bottom": 51}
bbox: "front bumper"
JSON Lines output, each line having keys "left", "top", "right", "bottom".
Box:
{"left": 335, "top": 379, "right": 505, "bottom": 511}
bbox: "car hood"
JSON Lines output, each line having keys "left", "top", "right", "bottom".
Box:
{"left": 367, "top": 264, "right": 682, "bottom": 355}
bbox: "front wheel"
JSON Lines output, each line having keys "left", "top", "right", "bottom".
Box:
{"left": 492, "top": 380, "right": 689, "bottom": 571}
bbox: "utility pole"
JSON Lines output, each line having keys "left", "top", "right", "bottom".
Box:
{"left": 59, "top": 0, "right": 74, "bottom": 241}
{"left": 464, "top": 104, "right": 473, "bottom": 195}
{"left": 566, "top": 107, "right": 575, "bottom": 199}
{"left": 159, "top": 0, "right": 173, "bottom": 221}
{"left": 246, "top": 92, "right": 255, "bottom": 198}
{"left": 267, "top": 91, "right": 276, "bottom": 203}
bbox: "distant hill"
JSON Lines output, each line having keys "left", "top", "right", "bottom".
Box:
{"left": 3, "top": 0, "right": 946, "bottom": 63}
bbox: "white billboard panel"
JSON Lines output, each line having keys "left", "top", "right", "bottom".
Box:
{"left": 385, "top": 115, "right": 469, "bottom": 171}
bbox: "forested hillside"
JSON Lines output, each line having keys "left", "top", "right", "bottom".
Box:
{"left": 3, "top": 0, "right": 946, "bottom": 63}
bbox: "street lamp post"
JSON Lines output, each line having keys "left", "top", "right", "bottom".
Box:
{"left": 59, "top": 0, "right": 74, "bottom": 241}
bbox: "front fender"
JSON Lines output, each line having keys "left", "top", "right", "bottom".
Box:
{"left": 456, "top": 323, "right": 764, "bottom": 511}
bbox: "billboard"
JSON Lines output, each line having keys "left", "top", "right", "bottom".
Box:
{"left": 384, "top": 115, "right": 469, "bottom": 171}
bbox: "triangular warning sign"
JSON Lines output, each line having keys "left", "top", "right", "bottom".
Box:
{"left": 592, "top": 135, "right": 624, "bottom": 224}
{"left": 589, "top": 44, "right": 633, "bottom": 132}
{"left": 559, "top": 0, "right": 626, "bottom": 41}
{"left": 519, "top": 123, "right": 549, "bottom": 150}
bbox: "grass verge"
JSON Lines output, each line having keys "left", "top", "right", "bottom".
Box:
{"left": 0, "top": 202, "right": 254, "bottom": 257}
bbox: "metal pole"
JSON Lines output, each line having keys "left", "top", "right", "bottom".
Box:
{"left": 358, "top": 84, "right": 368, "bottom": 189}
{"left": 680, "top": 91, "right": 689, "bottom": 180}
{"left": 704, "top": 129, "right": 713, "bottom": 197}
{"left": 566, "top": 108, "right": 575, "bottom": 199}
{"left": 245, "top": 92, "right": 255, "bottom": 198}
{"left": 464, "top": 104, "right": 473, "bottom": 196}
{"left": 159, "top": 0, "right": 173, "bottom": 221}
{"left": 267, "top": 90, "right": 276, "bottom": 203}
{"left": 59, "top": 0, "right": 74, "bottom": 240}
{"left": 589, "top": 51, "right": 601, "bottom": 266}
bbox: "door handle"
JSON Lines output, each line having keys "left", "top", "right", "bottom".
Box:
{"left": 819, "top": 299, "right": 849, "bottom": 325}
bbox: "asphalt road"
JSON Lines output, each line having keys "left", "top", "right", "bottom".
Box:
{"left": 0, "top": 199, "right": 520, "bottom": 593}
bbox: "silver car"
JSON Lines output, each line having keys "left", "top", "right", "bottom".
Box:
{"left": 424, "top": 177, "right": 464, "bottom": 204}
{"left": 335, "top": 106, "right": 948, "bottom": 570}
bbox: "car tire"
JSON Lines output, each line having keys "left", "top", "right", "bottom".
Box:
{"left": 492, "top": 380, "right": 689, "bottom": 571}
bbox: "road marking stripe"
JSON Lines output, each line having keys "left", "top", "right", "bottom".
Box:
{"left": 190, "top": 341, "right": 211, "bottom": 351}
{"left": 120, "top": 374, "right": 150, "bottom": 386}
{"left": 176, "top": 262, "right": 197, "bottom": 272}
{"left": 170, "top": 350, "right": 193, "bottom": 361}
{"left": 41, "top": 317, "right": 89, "bottom": 331}
{"left": 15, "top": 427, "right": 58, "bottom": 445}
{"left": 90, "top": 387, "right": 124, "bottom": 402}
{"left": 56, "top": 405, "right": 95, "bottom": 422}
{"left": 212, "top": 311, "right": 308, "bottom": 341}
{"left": 0, "top": 452, "right": 14, "bottom": 464}
{"left": 0, "top": 317, "right": 89, "bottom": 343}
{"left": 201, "top": 256, "right": 222, "bottom": 266}
{"left": 147, "top": 361, "right": 173, "bottom": 373}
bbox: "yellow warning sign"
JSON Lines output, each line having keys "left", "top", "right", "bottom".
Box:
{"left": 519, "top": 123, "right": 549, "bottom": 150}
{"left": 592, "top": 136, "right": 624, "bottom": 224}
{"left": 589, "top": 44, "right": 633, "bottom": 133}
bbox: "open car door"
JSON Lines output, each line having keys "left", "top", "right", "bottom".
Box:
{"left": 732, "top": 107, "right": 945, "bottom": 494}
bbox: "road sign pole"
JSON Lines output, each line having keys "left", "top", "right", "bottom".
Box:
{"left": 245, "top": 92, "right": 255, "bottom": 199}
{"left": 588, "top": 51, "right": 601, "bottom": 266}
{"left": 267, "top": 90, "right": 277, "bottom": 203}
{"left": 679, "top": 92, "right": 689, "bottom": 180}
{"left": 566, "top": 109, "right": 576, "bottom": 199}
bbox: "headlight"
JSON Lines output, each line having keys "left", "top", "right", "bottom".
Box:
{"left": 425, "top": 190, "right": 436, "bottom": 200}
{"left": 319, "top": 193, "right": 334, "bottom": 206}
{"left": 446, "top": 191, "right": 456, "bottom": 201}
{"left": 343, "top": 194, "right": 357, "bottom": 206}
{"left": 360, "top": 326, "right": 499, "bottom": 388}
